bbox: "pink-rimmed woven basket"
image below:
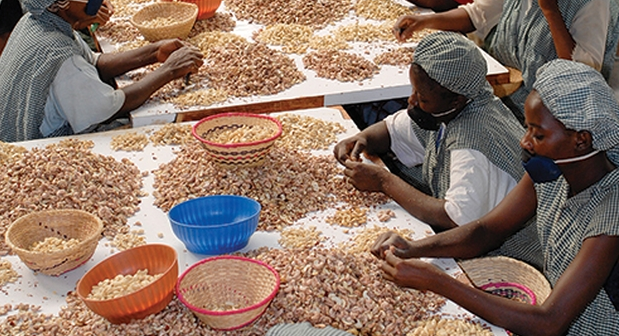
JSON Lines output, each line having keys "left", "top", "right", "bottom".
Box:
{"left": 176, "top": 255, "right": 280, "bottom": 330}
{"left": 479, "top": 281, "right": 537, "bottom": 305}
{"left": 191, "top": 113, "right": 282, "bottom": 168}
{"left": 458, "top": 256, "right": 551, "bottom": 306}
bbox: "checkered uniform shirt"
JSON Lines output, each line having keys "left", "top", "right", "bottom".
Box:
{"left": 0, "top": 10, "right": 88, "bottom": 142}
{"left": 486, "top": 0, "right": 619, "bottom": 119}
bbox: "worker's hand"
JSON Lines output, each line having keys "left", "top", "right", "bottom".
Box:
{"left": 380, "top": 250, "right": 443, "bottom": 291}
{"left": 96, "top": 0, "right": 114, "bottom": 24}
{"left": 92, "top": 6, "right": 112, "bottom": 28}
{"left": 333, "top": 136, "right": 367, "bottom": 164}
{"left": 155, "top": 39, "right": 193, "bottom": 63}
{"left": 342, "top": 159, "right": 388, "bottom": 192}
{"left": 393, "top": 15, "right": 427, "bottom": 42}
{"left": 160, "top": 45, "right": 204, "bottom": 79}
{"left": 371, "top": 231, "right": 415, "bottom": 259}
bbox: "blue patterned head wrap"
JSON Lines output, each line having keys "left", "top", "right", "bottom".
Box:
{"left": 413, "top": 31, "right": 490, "bottom": 100}
{"left": 533, "top": 59, "right": 619, "bottom": 164}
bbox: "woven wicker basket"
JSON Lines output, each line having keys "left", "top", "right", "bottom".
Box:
{"left": 5, "top": 209, "right": 103, "bottom": 276}
{"left": 176, "top": 256, "right": 280, "bottom": 330}
{"left": 458, "top": 256, "right": 551, "bottom": 305}
{"left": 192, "top": 113, "right": 283, "bottom": 168}
{"left": 130, "top": 2, "right": 198, "bottom": 42}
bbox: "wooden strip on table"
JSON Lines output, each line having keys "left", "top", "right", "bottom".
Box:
{"left": 175, "top": 96, "right": 324, "bottom": 122}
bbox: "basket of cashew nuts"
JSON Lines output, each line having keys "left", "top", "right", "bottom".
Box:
{"left": 130, "top": 1, "right": 198, "bottom": 42}
{"left": 5, "top": 209, "right": 103, "bottom": 276}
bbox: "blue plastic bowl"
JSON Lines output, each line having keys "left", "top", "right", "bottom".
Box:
{"left": 168, "top": 195, "right": 261, "bottom": 255}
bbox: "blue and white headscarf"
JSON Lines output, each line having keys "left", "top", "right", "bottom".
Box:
{"left": 533, "top": 59, "right": 619, "bottom": 166}
{"left": 413, "top": 31, "right": 494, "bottom": 101}
{"left": 0, "top": 0, "right": 88, "bottom": 142}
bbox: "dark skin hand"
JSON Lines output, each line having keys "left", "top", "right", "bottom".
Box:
{"left": 333, "top": 121, "right": 391, "bottom": 164}
{"left": 342, "top": 159, "right": 456, "bottom": 231}
{"left": 334, "top": 121, "right": 457, "bottom": 231}
{"left": 379, "top": 236, "right": 619, "bottom": 336}
{"left": 371, "top": 173, "right": 538, "bottom": 260}
{"left": 371, "top": 91, "right": 619, "bottom": 336}
{"left": 96, "top": 39, "right": 203, "bottom": 117}
{"left": 393, "top": 9, "right": 474, "bottom": 42}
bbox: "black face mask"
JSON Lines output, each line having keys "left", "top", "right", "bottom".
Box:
{"left": 407, "top": 99, "right": 472, "bottom": 131}
{"left": 407, "top": 105, "right": 441, "bottom": 131}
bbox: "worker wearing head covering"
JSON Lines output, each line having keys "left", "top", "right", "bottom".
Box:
{"left": 334, "top": 32, "right": 541, "bottom": 267}
{"left": 392, "top": 0, "right": 619, "bottom": 124}
{"left": 371, "top": 58, "right": 619, "bottom": 336}
{"left": 524, "top": 59, "right": 619, "bottom": 333}
{"left": 0, "top": 0, "right": 203, "bottom": 142}
{"left": 0, "top": 0, "right": 92, "bottom": 141}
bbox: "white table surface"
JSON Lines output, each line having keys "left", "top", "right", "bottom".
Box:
{"left": 99, "top": 0, "right": 509, "bottom": 127}
{"left": 0, "top": 107, "right": 507, "bottom": 335}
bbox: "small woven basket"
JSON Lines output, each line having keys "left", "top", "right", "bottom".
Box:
{"left": 130, "top": 2, "right": 198, "bottom": 42}
{"left": 192, "top": 113, "right": 283, "bottom": 168}
{"left": 176, "top": 255, "right": 280, "bottom": 330}
{"left": 5, "top": 209, "right": 103, "bottom": 276}
{"left": 458, "top": 256, "right": 551, "bottom": 305}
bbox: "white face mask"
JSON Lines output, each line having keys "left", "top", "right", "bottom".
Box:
{"left": 431, "top": 99, "right": 472, "bottom": 118}
{"left": 553, "top": 150, "right": 601, "bottom": 165}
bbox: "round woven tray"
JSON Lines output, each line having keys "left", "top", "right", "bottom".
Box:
{"left": 130, "top": 2, "right": 198, "bottom": 42}
{"left": 192, "top": 113, "right": 283, "bottom": 168}
{"left": 176, "top": 255, "right": 280, "bottom": 330}
{"left": 5, "top": 209, "right": 103, "bottom": 276}
{"left": 458, "top": 256, "right": 551, "bottom": 305}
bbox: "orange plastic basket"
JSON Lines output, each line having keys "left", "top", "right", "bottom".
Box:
{"left": 76, "top": 244, "right": 179, "bottom": 324}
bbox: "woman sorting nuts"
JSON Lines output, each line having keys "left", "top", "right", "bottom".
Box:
{"left": 371, "top": 60, "right": 619, "bottom": 336}
{"left": 0, "top": 0, "right": 203, "bottom": 142}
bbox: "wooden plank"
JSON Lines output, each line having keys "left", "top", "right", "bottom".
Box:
{"left": 328, "top": 105, "right": 351, "bottom": 120}
{"left": 175, "top": 96, "right": 324, "bottom": 122}
{"left": 486, "top": 72, "right": 512, "bottom": 86}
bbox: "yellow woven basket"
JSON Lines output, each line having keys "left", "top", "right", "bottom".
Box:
{"left": 5, "top": 209, "right": 103, "bottom": 276}
{"left": 130, "top": 2, "right": 198, "bottom": 42}
{"left": 176, "top": 256, "right": 280, "bottom": 330}
{"left": 458, "top": 256, "right": 552, "bottom": 305}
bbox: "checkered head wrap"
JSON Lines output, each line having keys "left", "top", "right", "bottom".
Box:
{"left": 413, "top": 31, "right": 491, "bottom": 100}
{"left": 533, "top": 59, "right": 619, "bottom": 165}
